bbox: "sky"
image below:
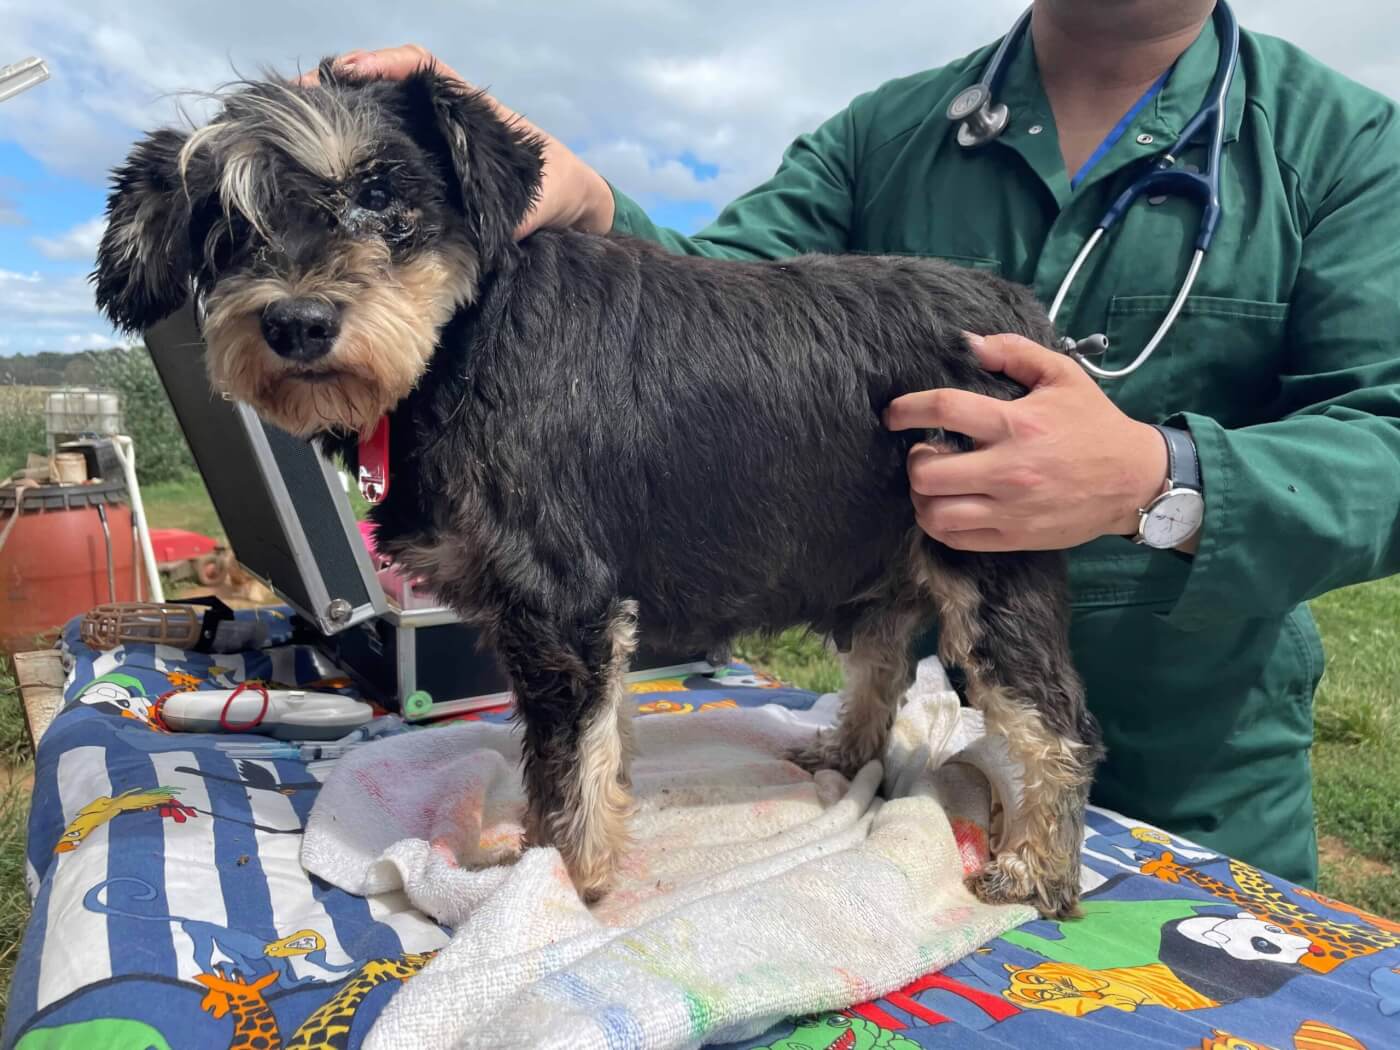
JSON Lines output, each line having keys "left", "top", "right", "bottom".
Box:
{"left": 1, "top": 0, "right": 1397, "bottom": 355}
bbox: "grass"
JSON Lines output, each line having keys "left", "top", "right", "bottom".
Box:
{"left": 735, "top": 628, "right": 844, "bottom": 695}
{"left": 0, "top": 655, "right": 35, "bottom": 1016}
{"left": 140, "top": 474, "right": 228, "bottom": 541}
{"left": 1309, "top": 576, "right": 1400, "bottom": 918}
{"left": 0, "top": 387, "right": 45, "bottom": 482}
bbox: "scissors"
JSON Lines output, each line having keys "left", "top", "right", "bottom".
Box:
{"left": 947, "top": 1, "right": 1241, "bottom": 379}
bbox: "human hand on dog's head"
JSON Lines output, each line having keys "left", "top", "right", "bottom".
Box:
{"left": 302, "top": 45, "right": 616, "bottom": 240}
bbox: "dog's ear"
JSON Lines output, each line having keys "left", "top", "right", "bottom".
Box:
{"left": 401, "top": 67, "right": 545, "bottom": 263}
{"left": 92, "top": 128, "right": 195, "bottom": 333}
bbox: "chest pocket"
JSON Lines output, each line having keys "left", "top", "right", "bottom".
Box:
{"left": 1102, "top": 294, "right": 1289, "bottom": 425}
{"left": 856, "top": 248, "right": 1005, "bottom": 276}
{"left": 926, "top": 253, "right": 1002, "bottom": 274}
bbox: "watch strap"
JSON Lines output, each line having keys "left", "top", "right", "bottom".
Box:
{"left": 1153, "top": 424, "right": 1201, "bottom": 493}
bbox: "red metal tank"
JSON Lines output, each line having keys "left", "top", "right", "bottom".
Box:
{"left": 1, "top": 479, "right": 137, "bottom": 652}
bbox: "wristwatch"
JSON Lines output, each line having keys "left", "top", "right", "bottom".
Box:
{"left": 1133, "top": 425, "right": 1204, "bottom": 549}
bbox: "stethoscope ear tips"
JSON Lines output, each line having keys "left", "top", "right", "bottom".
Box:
{"left": 949, "top": 83, "right": 1010, "bottom": 148}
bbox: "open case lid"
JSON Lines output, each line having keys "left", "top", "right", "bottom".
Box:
{"left": 144, "top": 304, "right": 388, "bottom": 635}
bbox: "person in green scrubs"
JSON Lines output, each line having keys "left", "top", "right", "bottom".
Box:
{"left": 332, "top": 0, "right": 1400, "bottom": 886}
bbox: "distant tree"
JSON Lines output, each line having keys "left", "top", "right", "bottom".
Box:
{"left": 0, "top": 347, "right": 117, "bottom": 387}
{"left": 0, "top": 345, "right": 196, "bottom": 482}
{"left": 62, "top": 353, "right": 103, "bottom": 386}
{"left": 85, "top": 345, "right": 196, "bottom": 484}
{"left": 0, "top": 388, "right": 45, "bottom": 475}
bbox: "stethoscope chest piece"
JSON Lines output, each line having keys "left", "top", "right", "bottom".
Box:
{"left": 948, "top": 83, "right": 1010, "bottom": 148}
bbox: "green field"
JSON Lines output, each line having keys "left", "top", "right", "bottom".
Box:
{"left": 0, "top": 438, "right": 1396, "bottom": 1009}
{"left": 0, "top": 660, "right": 33, "bottom": 1014}
{"left": 1309, "top": 578, "right": 1400, "bottom": 917}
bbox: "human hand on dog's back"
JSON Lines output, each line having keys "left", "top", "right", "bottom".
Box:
{"left": 302, "top": 45, "right": 616, "bottom": 238}
{"left": 885, "top": 334, "right": 1175, "bottom": 554}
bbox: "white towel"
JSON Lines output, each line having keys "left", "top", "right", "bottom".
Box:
{"left": 301, "top": 658, "right": 1035, "bottom": 1050}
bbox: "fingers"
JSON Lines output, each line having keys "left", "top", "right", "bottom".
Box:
{"left": 909, "top": 445, "right": 1052, "bottom": 550}
{"left": 342, "top": 44, "right": 452, "bottom": 80}
{"left": 912, "top": 496, "right": 1037, "bottom": 552}
{"left": 908, "top": 443, "right": 994, "bottom": 497}
{"left": 884, "top": 387, "right": 1012, "bottom": 444}
{"left": 966, "top": 332, "right": 1080, "bottom": 388}
{"left": 912, "top": 491, "right": 1015, "bottom": 551}
{"left": 928, "top": 528, "right": 1014, "bottom": 552}
{"left": 298, "top": 45, "right": 466, "bottom": 87}
{"left": 912, "top": 493, "right": 997, "bottom": 534}
{"left": 296, "top": 50, "right": 370, "bottom": 87}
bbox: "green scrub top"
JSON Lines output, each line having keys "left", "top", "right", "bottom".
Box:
{"left": 608, "top": 15, "right": 1400, "bottom": 887}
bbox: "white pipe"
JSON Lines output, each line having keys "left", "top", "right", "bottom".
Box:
{"left": 132, "top": 516, "right": 143, "bottom": 600}
{"left": 0, "top": 57, "right": 50, "bottom": 104}
{"left": 110, "top": 436, "right": 165, "bottom": 602}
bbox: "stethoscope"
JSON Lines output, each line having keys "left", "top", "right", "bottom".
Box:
{"left": 946, "top": 1, "right": 1240, "bottom": 379}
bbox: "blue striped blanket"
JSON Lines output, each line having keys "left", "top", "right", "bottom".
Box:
{"left": 3, "top": 611, "right": 1395, "bottom": 1049}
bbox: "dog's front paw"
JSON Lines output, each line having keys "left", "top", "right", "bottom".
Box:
{"left": 788, "top": 731, "right": 868, "bottom": 780}
{"left": 528, "top": 810, "right": 628, "bottom": 906}
{"left": 564, "top": 848, "right": 620, "bottom": 905}
{"left": 968, "top": 848, "right": 1081, "bottom": 920}
{"left": 466, "top": 828, "right": 526, "bottom": 870}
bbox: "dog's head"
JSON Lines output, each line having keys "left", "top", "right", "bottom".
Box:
{"left": 93, "top": 61, "right": 544, "bottom": 437}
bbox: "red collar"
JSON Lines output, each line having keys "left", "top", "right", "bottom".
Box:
{"left": 357, "top": 417, "right": 389, "bottom": 503}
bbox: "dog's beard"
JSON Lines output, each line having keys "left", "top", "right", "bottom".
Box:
{"left": 202, "top": 241, "right": 478, "bottom": 437}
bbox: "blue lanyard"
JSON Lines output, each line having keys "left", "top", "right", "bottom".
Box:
{"left": 1070, "top": 68, "right": 1173, "bottom": 189}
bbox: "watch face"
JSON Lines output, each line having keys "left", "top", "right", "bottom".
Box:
{"left": 1142, "top": 490, "right": 1204, "bottom": 548}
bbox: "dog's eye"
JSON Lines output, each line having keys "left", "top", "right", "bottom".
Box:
{"left": 357, "top": 182, "right": 392, "bottom": 212}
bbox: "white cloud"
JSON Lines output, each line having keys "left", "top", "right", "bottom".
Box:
{"left": 1, "top": 0, "right": 1398, "bottom": 355}
{"left": 0, "top": 268, "right": 125, "bottom": 353}
{"left": 60, "top": 331, "right": 116, "bottom": 350}
{"left": 2, "top": 0, "right": 1396, "bottom": 197}
{"left": 576, "top": 140, "right": 748, "bottom": 208}
{"left": 31, "top": 217, "right": 107, "bottom": 262}
{"left": 0, "top": 0, "right": 1027, "bottom": 193}
{"left": 633, "top": 50, "right": 787, "bottom": 114}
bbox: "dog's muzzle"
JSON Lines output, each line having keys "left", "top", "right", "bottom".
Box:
{"left": 260, "top": 298, "right": 342, "bottom": 363}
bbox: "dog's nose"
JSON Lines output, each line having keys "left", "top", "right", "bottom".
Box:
{"left": 260, "top": 298, "right": 341, "bottom": 362}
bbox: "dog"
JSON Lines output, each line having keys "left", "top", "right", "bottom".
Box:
{"left": 93, "top": 60, "right": 1104, "bottom": 917}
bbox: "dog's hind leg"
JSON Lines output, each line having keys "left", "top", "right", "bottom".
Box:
{"left": 790, "top": 601, "right": 923, "bottom": 779}
{"left": 918, "top": 542, "right": 1104, "bottom": 919}
{"left": 496, "top": 598, "right": 639, "bottom": 903}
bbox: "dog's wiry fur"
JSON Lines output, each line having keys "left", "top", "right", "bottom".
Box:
{"left": 93, "top": 60, "right": 1104, "bottom": 917}
{"left": 202, "top": 241, "right": 477, "bottom": 435}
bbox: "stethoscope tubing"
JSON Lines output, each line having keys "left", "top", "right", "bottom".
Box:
{"left": 951, "top": 1, "right": 1239, "bottom": 380}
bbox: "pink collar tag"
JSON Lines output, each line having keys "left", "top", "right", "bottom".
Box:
{"left": 357, "top": 417, "right": 390, "bottom": 503}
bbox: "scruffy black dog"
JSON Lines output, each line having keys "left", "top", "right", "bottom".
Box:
{"left": 93, "top": 62, "right": 1103, "bottom": 917}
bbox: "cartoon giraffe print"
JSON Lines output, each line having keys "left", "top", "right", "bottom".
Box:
{"left": 285, "top": 952, "right": 433, "bottom": 1049}
{"left": 1294, "top": 885, "right": 1400, "bottom": 936}
{"left": 1141, "top": 852, "right": 1400, "bottom": 973}
{"left": 195, "top": 968, "right": 282, "bottom": 1050}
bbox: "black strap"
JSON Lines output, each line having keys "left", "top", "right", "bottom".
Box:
{"left": 1153, "top": 425, "right": 1202, "bottom": 492}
